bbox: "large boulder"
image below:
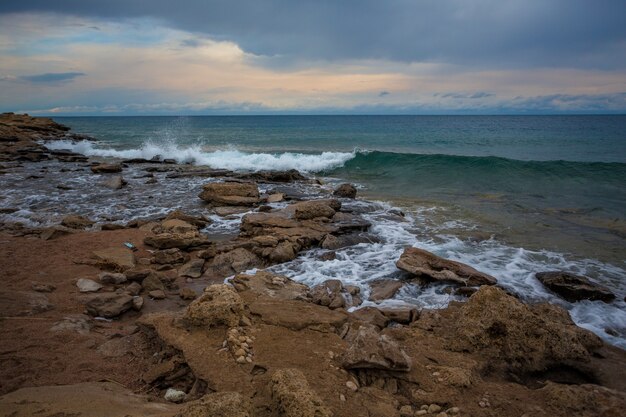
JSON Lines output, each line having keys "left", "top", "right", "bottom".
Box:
{"left": 84, "top": 293, "right": 134, "bottom": 318}
{"left": 144, "top": 232, "right": 210, "bottom": 250}
{"left": 535, "top": 271, "right": 615, "bottom": 303}
{"left": 184, "top": 284, "right": 245, "bottom": 328}
{"left": 203, "top": 248, "right": 263, "bottom": 280}
{"left": 341, "top": 325, "right": 411, "bottom": 371}
{"left": 198, "top": 182, "right": 260, "bottom": 206}
{"left": 396, "top": 247, "right": 496, "bottom": 286}
{"left": 449, "top": 286, "right": 603, "bottom": 374}
{"left": 270, "top": 369, "right": 332, "bottom": 417}
{"left": 175, "top": 392, "right": 252, "bottom": 417}
{"left": 333, "top": 183, "right": 357, "bottom": 198}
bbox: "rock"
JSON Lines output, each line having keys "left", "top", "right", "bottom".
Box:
{"left": 214, "top": 206, "right": 251, "bottom": 217}
{"left": 428, "top": 404, "right": 442, "bottom": 414}
{"left": 184, "top": 284, "right": 245, "bottom": 328}
{"left": 198, "top": 182, "right": 260, "bottom": 206}
{"left": 396, "top": 247, "right": 496, "bottom": 286}
{"left": 144, "top": 232, "right": 210, "bottom": 250}
{"left": 50, "top": 314, "right": 91, "bottom": 335}
{"left": 164, "top": 388, "right": 186, "bottom": 403}
{"left": 535, "top": 271, "right": 615, "bottom": 302}
{"left": 103, "top": 175, "right": 127, "bottom": 189}
{"left": 125, "top": 268, "right": 152, "bottom": 281}
{"left": 160, "top": 219, "right": 198, "bottom": 234}
{"left": 539, "top": 381, "right": 626, "bottom": 417}
{"left": 346, "top": 381, "right": 358, "bottom": 391}
{"left": 176, "top": 392, "right": 252, "bottom": 417}
{"left": 238, "top": 169, "right": 307, "bottom": 183}
{"left": 142, "top": 274, "right": 165, "bottom": 292}
{"left": 292, "top": 200, "right": 337, "bottom": 220}
{"left": 378, "top": 307, "right": 419, "bottom": 324}
{"left": 399, "top": 405, "right": 413, "bottom": 417}
{"left": 0, "top": 290, "right": 53, "bottom": 316}
{"left": 449, "top": 286, "right": 603, "bottom": 374}
{"left": 125, "top": 281, "right": 143, "bottom": 296}
{"left": 132, "top": 296, "right": 144, "bottom": 310}
{"left": 248, "top": 297, "right": 347, "bottom": 331}
{"left": 98, "top": 272, "right": 127, "bottom": 284}
{"left": 230, "top": 271, "right": 310, "bottom": 301}
{"left": 333, "top": 183, "right": 357, "bottom": 198}
{"left": 321, "top": 232, "right": 374, "bottom": 250}
{"left": 268, "top": 240, "right": 298, "bottom": 263}
{"left": 91, "top": 163, "right": 122, "bottom": 173}
{"left": 84, "top": 293, "right": 134, "bottom": 318}
{"left": 164, "top": 209, "right": 211, "bottom": 228}
{"left": 341, "top": 325, "right": 411, "bottom": 371}
{"left": 179, "top": 287, "right": 197, "bottom": 300}
{"left": 61, "top": 214, "right": 94, "bottom": 229}
{"left": 31, "top": 282, "right": 56, "bottom": 293}
{"left": 368, "top": 279, "right": 403, "bottom": 301}
{"left": 40, "top": 225, "right": 74, "bottom": 240}
{"left": 203, "top": 248, "right": 263, "bottom": 280}
{"left": 351, "top": 307, "right": 389, "bottom": 328}
{"left": 270, "top": 368, "right": 332, "bottom": 417}
{"left": 149, "top": 290, "right": 166, "bottom": 299}
{"left": 310, "top": 279, "right": 347, "bottom": 309}
{"left": 179, "top": 259, "right": 204, "bottom": 278}
{"left": 153, "top": 248, "right": 189, "bottom": 264}
{"left": 267, "top": 193, "right": 284, "bottom": 203}
{"left": 101, "top": 223, "right": 126, "bottom": 231}
{"left": 92, "top": 247, "right": 136, "bottom": 270}
{"left": 76, "top": 278, "right": 103, "bottom": 293}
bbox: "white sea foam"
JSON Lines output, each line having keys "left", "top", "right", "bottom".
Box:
{"left": 44, "top": 140, "right": 355, "bottom": 172}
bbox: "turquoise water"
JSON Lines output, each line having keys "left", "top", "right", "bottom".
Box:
{"left": 53, "top": 115, "right": 626, "bottom": 262}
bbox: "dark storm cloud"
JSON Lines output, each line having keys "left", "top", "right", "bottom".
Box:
{"left": 19, "top": 72, "right": 85, "bottom": 83}
{"left": 1, "top": 0, "right": 625, "bottom": 69}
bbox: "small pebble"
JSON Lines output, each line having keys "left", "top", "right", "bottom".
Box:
{"left": 479, "top": 401, "right": 487, "bottom": 408}
{"left": 447, "top": 407, "right": 460, "bottom": 415}
{"left": 432, "top": 371, "right": 441, "bottom": 376}
{"left": 420, "top": 405, "right": 429, "bottom": 410}
{"left": 436, "top": 413, "right": 448, "bottom": 417}
{"left": 236, "top": 356, "right": 246, "bottom": 364}
{"left": 164, "top": 388, "right": 185, "bottom": 403}
{"left": 415, "top": 411, "right": 427, "bottom": 416}
{"left": 238, "top": 335, "right": 247, "bottom": 342}
{"left": 235, "top": 348, "right": 246, "bottom": 357}
{"left": 245, "top": 356, "right": 253, "bottom": 363}
{"left": 346, "top": 381, "right": 358, "bottom": 391}
{"left": 428, "top": 404, "right": 442, "bottom": 414}
{"left": 339, "top": 394, "right": 346, "bottom": 402}
{"left": 399, "top": 405, "right": 413, "bottom": 417}
{"left": 245, "top": 337, "right": 253, "bottom": 344}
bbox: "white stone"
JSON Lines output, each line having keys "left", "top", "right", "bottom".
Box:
{"left": 346, "top": 381, "right": 358, "bottom": 391}
{"left": 164, "top": 388, "right": 186, "bottom": 403}
{"left": 76, "top": 278, "right": 103, "bottom": 293}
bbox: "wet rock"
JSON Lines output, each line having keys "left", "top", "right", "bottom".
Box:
{"left": 535, "top": 271, "right": 616, "bottom": 303}
{"left": 369, "top": 279, "right": 403, "bottom": 301}
{"left": 198, "top": 181, "right": 260, "bottom": 206}
{"left": 237, "top": 169, "right": 307, "bottom": 183}
{"left": 333, "top": 183, "right": 357, "bottom": 198}
{"left": 270, "top": 368, "right": 332, "bottom": 417}
{"left": 214, "top": 206, "right": 250, "bottom": 217}
{"left": 84, "top": 293, "right": 134, "bottom": 318}
{"left": 61, "top": 214, "right": 94, "bottom": 229}
{"left": 268, "top": 240, "right": 297, "bottom": 263}
{"left": 76, "top": 278, "right": 103, "bottom": 293}
{"left": 179, "top": 259, "right": 204, "bottom": 278}
{"left": 91, "top": 163, "right": 122, "bottom": 173}
{"left": 164, "top": 209, "right": 212, "bottom": 228}
{"left": 203, "top": 248, "right": 263, "bottom": 280}
{"left": 184, "top": 284, "right": 245, "bottom": 328}
{"left": 176, "top": 392, "right": 252, "bottom": 417}
{"left": 292, "top": 200, "right": 337, "bottom": 220}
{"left": 153, "top": 248, "right": 189, "bottom": 265}
{"left": 144, "top": 231, "right": 210, "bottom": 250}
{"left": 396, "top": 247, "right": 497, "bottom": 286}
{"left": 160, "top": 219, "right": 198, "bottom": 234}
{"left": 103, "top": 175, "right": 127, "bottom": 190}
{"left": 98, "top": 271, "right": 127, "bottom": 284}
{"left": 266, "top": 193, "right": 284, "bottom": 203}
{"left": 341, "top": 325, "right": 411, "bottom": 371}
{"left": 92, "top": 247, "right": 136, "bottom": 270}
{"left": 450, "top": 286, "right": 603, "bottom": 374}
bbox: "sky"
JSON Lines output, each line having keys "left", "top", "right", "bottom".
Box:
{"left": 0, "top": 1, "right": 625, "bottom": 115}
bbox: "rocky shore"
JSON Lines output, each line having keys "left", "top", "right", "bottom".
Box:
{"left": 0, "top": 114, "right": 624, "bottom": 417}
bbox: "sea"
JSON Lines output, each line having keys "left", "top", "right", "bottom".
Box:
{"left": 2, "top": 115, "right": 625, "bottom": 347}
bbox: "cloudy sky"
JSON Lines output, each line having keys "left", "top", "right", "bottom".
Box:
{"left": 0, "top": 0, "right": 625, "bottom": 115}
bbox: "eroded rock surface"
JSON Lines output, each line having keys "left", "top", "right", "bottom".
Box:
{"left": 536, "top": 271, "right": 616, "bottom": 303}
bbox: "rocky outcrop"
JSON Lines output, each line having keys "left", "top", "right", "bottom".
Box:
{"left": 341, "top": 325, "right": 411, "bottom": 371}
{"left": 164, "top": 209, "right": 211, "bottom": 228}
{"left": 84, "top": 293, "right": 134, "bottom": 318}
{"left": 270, "top": 369, "right": 332, "bottom": 417}
{"left": 333, "top": 183, "right": 357, "bottom": 198}
{"left": 144, "top": 231, "right": 210, "bottom": 250}
{"left": 396, "top": 247, "right": 496, "bottom": 286}
{"left": 449, "top": 286, "right": 603, "bottom": 374}
{"left": 536, "top": 271, "right": 616, "bottom": 303}
{"left": 184, "top": 284, "right": 245, "bottom": 328}
{"left": 198, "top": 182, "right": 260, "bottom": 206}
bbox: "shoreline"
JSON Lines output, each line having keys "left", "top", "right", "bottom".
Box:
{"left": 1, "top": 113, "right": 625, "bottom": 416}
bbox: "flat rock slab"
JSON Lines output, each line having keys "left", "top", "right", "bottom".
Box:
{"left": 92, "top": 247, "right": 136, "bottom": 270}
{"left": 396, "top": 246, "right": 497, "bottom": 286}
{"left": 0, "top": 382, "right": 178, "bottom": 417}
{"left": 368, "top": 279, "right": 403, "bottom": 301}
{"left": 536, "top": 271, "right": 615, "bottom": 303}
{"left": 247, "top": 298, "right": 347, "bottom": 332}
